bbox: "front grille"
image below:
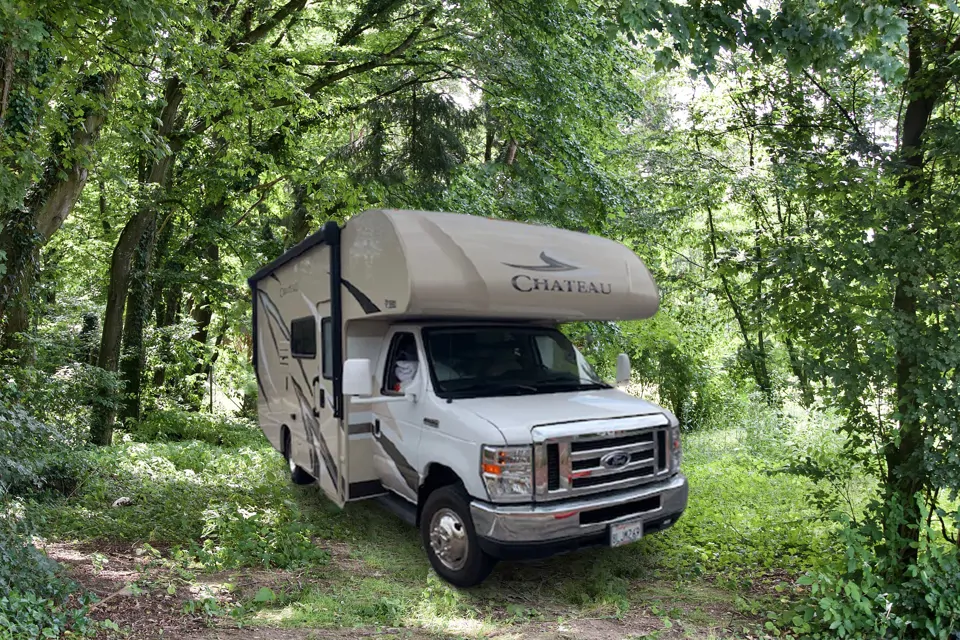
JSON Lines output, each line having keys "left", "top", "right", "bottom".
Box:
{"left": 534, "top": 414, "right": 672, "bottom": 500}
{"left": 572, "top": 448, "right": 654, "bottom": 471}
{"left": 546, "top": 443, "right": 560, "bottom": 490}
{"left": 570, "top": 431, "right": 652, "bottom": 452}
{"left": 573, "top": 465, "right": 655, "bottom": 488}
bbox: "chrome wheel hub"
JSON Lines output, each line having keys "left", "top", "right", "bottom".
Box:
{"left": 288, "top": 455, "right": 296, "bottom": 473}
{"left": 429, "top": 508, "right": 469, "bottom": 571}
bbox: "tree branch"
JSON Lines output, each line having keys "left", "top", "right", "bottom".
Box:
{"left": 802, "top": 69, "right": 865, "bottom": 140}
{"left": 302, "top": 7, "right": 438, "bottom": 98}
{"left": 337, "top": 0, "right": 407, "bottom": 46}
{"left": 228, "top": 0, "right": 308, "bottom": 52}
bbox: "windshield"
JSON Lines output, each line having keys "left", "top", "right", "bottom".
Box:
{"left": 422, "top": 326, "right": 608, "bottom": 399}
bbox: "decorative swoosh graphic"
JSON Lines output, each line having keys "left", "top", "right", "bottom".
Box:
{"left": 503, "top": 251, "right": 579, "bottom": 272}
{"left": 292, "top": 377, "right": 338, "bottom": 487}
{"left": 376, "top": 432, "right": 419, "bottom": 493}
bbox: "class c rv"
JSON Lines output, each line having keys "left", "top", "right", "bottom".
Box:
{"left": 248, "top": 209, "right": 688, "bottom": 587}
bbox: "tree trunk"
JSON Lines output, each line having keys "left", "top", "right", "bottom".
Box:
{"left": 118, "top": 217, "right": 158, "bottom": 425}
{"left": 0, "top": 206, "right": 39, "bottom": 347}
{"left": 505, "top": 138, "right": 518, "bottom": 165}
{"left": 752, "top": 219, "right": 773, "bottom": 402}
{"left": 881, "top": 21, "right": 952, "bottom": 567}
{"left": 90, "top": 209, "right": 157, "bottom": 444}
{"left": 287, "top": 183, "right": 310, "bottom": 247}
{"left": 0, "top": 73, "right": 117, "bottom": 330}
{"left": 484, "top": 104, "right": 494, "bottom": 163}
{"left": 89, "top": 76, "right": 183, "bottom": 445}
{"left": 150, "top": 220, "right": 180, "bottom": 390}
{"left": 152, "top": 283, "right": 181, "bottom": 389}
{"left": 189, "top": 292, "right": 214, "bottom": 411}
{"left": 0, "top": 265, "right": 31, "bottom": 357}
{"left": 77, "top": 312, "right": 99, "bottom": 365}
{"left": 784, "top": 337, "right": 814, "bottom": 407}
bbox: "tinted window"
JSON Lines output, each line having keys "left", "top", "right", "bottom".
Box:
{"left": 321, "top": 317, "right": 333, "bottom": 379}
{"left": 290, "top": 316, "right": 316, "bottom": 358}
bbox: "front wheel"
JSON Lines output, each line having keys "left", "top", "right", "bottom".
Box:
{"left": 419, "top": 485, "right": 496, "bottom": 588}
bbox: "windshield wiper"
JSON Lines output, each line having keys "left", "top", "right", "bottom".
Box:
{"left": 447, "top": 381, "right": 539, "bottom": 397}
{"left": 534, "top": 377, "right": 610, "bottom": 390}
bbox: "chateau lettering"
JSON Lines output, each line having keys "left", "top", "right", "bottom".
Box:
{"left": 511, "top": 275, "right": 612, "bottom": 294}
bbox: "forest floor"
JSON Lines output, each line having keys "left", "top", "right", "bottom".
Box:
{"left": 30, "top": 405, "right": 855, "bottom": 640}
{"left": 44, "top": 538, "right": 759, "bottom": 639}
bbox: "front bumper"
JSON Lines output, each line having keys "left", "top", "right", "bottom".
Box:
{"left": 470, "top": 472, "right": 688, "bottom": 559}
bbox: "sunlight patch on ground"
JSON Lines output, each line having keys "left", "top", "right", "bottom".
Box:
{"left": 409, "top": 613, "right": 495, "bottom": 637}
{"left": 253, "top": 606, "right": 299, "bottom": 625}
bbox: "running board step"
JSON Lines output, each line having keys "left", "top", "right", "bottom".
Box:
{"left": 376, "top": 493, "right": 417, "bottom": 527}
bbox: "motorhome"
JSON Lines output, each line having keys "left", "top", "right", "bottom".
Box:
{"left": 248, "top": 209, "right": 688, "bottom": 587}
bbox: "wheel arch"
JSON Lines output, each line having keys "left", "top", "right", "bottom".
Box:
{"left": 417, "top": 463, "right": 463, "bottom": 526}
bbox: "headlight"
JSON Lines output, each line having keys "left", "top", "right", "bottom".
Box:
{"left": 480, "top": 445, "right": 533, "bottom": 501}
{"left": 669, "top": 419, "right": 682, "bottom": 474}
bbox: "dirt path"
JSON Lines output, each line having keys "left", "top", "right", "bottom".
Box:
{"left": 44, "top": 541, "right": 753, "bottom": 640}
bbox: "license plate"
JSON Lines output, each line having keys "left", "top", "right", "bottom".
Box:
{"left": 609, "top": 518, "right": 644, "bottom": 547}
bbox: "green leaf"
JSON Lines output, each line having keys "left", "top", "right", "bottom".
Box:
{"left": 254, "top": 587, "right": 276, "bottom": 603}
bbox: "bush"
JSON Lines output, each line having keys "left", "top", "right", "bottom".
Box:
{"left": 0, "top": 403, "right": 97, "bottom": 639}
{"left": 0, "top": 402, "right": 90, "bottom": 498}
{"left": 132, "top": 409, "right": 262, "bottom": 448}
{"left": 0, "top": 518, "right": 96, "bottom": 640}
{"left": 786, "top": 496, "right": 960, "bottom": 639}
{"left": 193, "top": 500, "right": 330, "bottom": 570}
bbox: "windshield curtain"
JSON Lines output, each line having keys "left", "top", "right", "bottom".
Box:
{"left": 422, "top": 326, "right": 607, "bottom": 399}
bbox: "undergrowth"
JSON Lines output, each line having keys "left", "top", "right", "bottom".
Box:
{"left": 16, "top": 392, "right": 955, "bottom": 638}
{"left": 0, "top": 403, "right": 98, "bottom": 639}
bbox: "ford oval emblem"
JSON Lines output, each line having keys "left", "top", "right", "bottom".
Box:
{"left": 600, "top": 450, "right": 631, "bottom": 469}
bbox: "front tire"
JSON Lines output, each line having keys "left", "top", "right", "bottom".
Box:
{"left": 281, "top": 429, "right": 314, "bottom": 485}
{"left": 419, "top": 484, "right": 496, "bottom": 587}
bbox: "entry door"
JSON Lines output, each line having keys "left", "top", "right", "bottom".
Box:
{"left": 288, "top": 308, "right": 345, "bottom": 507}
{"left": 371, "top": 330, "right": 424, "bottom": 503}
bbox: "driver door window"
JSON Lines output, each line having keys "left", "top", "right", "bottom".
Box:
{"left": 383, "top": 332, "right": 419, "bottom": 395}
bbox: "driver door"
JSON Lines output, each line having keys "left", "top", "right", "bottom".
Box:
{"left": 371, "top": 330, "right": 424, "bottom": 502}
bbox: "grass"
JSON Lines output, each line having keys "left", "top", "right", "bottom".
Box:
{"left": 26, "top": 401, "right": 867, "bottom": 638}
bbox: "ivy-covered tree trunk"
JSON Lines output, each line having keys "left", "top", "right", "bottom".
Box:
{"left": 90, "top": 76, "right": 183, "bottom": 445}
{"left": 882, "top": 22, "right": 948, "bottom": 567}
{"left": 0, "top": 73, "right": 116, "bottom": 340}
{"left": 90, "top": 208, "right": 157, "bottom": 444}
{"left": 118, "top": 217, "right": 158, "bottom": 425}
{"left": 0, "top": 207, "right": 39, "bottom": 352}
{"left": 149, "top": 220, "right": 179, "bottom": 390}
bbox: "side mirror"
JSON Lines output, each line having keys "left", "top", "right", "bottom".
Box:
{"left": 342, "top": 358, "right": 373, "bottom": 396}
{"left": 615, "top": 353, "right": 631, "bottom": 385}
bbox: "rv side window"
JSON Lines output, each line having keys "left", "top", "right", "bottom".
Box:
{"left": 290, "top": 316, "right": 316, "bottom": 358}
{"left": 321, "top": 317, "right": 333, "bottom": 379}
{"left": 383, "top": 332, "right": 419, "bottom": 395}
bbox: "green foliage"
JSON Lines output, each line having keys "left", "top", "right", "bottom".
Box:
{"left": 0, "top": 403, "right": 96, "bottom": 639}
{"left": 132, "top": 409, "right": 262, "bottom": 448}
{"left": 566, "top": 310, "right": 738, "bottom": 432}
{"left": 33, "top": 439, "right": 286, "bottom": 544}
{"left": 640, "top": 405, "right": 843, "bottom": 587}
{"left": 786, "top": 497, "right": 960, "bottom": 639}
{"left": 0, "top": 401, "right": 89, "bottom": 497}
{"left": 193, "top": 500, "right": 329, "bottom": 570}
